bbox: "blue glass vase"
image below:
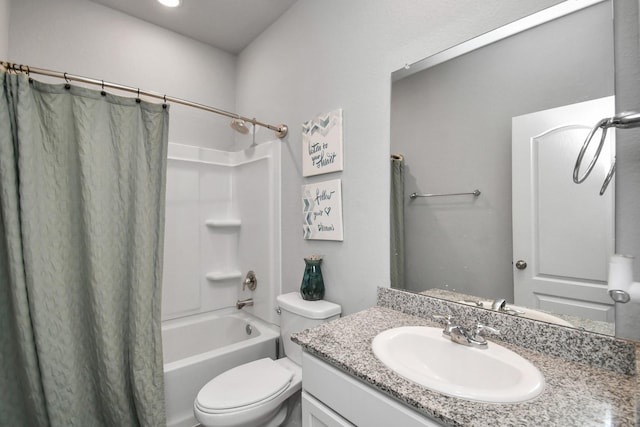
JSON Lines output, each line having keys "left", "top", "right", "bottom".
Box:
{"left": 300, "top": 257, "right": 325, "bottom": 301}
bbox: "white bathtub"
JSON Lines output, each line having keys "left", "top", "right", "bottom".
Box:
{"left": 163, "top": 309, "right": 279, "bottom": 427}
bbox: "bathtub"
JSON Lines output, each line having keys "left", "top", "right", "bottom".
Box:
{"left": 163, "top": 309, "right": 279, "bottom": 427}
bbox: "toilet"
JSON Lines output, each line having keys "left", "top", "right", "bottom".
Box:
{"left": 193, "top": 292, "right": 341, "bottom": 427}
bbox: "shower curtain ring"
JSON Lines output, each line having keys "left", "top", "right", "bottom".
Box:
{"left": 136, "top": 88, "right": 141, "bottom": 103}
{"left": 25, "top": 65, "right": 33, "bottom": 83}
{"left": 101, "top": 80, "right": 106, "bottom": 96}
{"left": 63, "top": 72, "right": 71, "bottom": 90}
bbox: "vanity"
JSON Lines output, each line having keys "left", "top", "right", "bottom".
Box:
{"left": 292, "top": 288, "right": 639, "bottom": 427}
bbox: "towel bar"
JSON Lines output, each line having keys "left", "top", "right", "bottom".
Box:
{"left": 409, "top": 190, "right": 481, "bottom": 200}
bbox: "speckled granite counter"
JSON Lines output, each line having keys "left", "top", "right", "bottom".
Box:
{"left": 292, "top": 291, "right": 639, "bottom": 426}
{"left": 420, "top": 288, "right": 615, "bottom": 336}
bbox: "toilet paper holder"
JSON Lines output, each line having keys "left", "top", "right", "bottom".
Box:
{"left": 608, "top": 254, "right": 640, "bottom": 303}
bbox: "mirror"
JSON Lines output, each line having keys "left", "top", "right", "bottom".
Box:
{"left": 390, "top": 0, "right": 616, "bottom": 335}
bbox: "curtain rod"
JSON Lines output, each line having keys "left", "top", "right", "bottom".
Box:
{"left": 1, "top": 61, "right": 288, "bottom": 139}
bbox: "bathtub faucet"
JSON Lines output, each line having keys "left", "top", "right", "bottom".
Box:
{"left": 236, "top": 298, "right": 254, "bottom": 310}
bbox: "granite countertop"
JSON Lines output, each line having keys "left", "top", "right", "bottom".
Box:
{"left": 293, "top": 306, "right": 638, "bottom": 427}
{"left": 420, "top": 288, "right": 616, "bottom": 336}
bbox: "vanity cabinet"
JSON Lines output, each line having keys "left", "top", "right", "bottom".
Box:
{"left": 302, "top": 392, "right": 354, "bottom": 427}
{"left": 301, "top": 352, "right": 443, "bottom": 427}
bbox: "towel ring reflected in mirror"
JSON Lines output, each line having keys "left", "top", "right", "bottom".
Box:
{"left": 573, "top": 111, "right": 640, "bottom": 195}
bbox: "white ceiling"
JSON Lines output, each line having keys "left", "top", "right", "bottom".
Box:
{"left": 89, "top": 0, "right": 297, "bottom": 54}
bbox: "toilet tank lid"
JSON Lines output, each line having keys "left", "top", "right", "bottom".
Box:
{"left": 277, "top": 292, "right": 341, "bottom": 319}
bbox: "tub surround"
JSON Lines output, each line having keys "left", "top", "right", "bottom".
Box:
{"left": 163, "top": 142, "right": 281, "bottom": 324}
{"left": 292, "top": 288, "right": 639, "bottom": 426}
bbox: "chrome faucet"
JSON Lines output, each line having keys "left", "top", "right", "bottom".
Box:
{"left": 432, "top": 314, "right": 456, "bottom": 336}
{"left": 433, "top": 315, "right": 500, "bottom": 349}
{"left": 490, "top": 298, "right": 524, "bottom": 316}
{"left": 450, "top": 323, "right": 500, "bottom": 348}
{"left": 236, "top": 298, "right": 254, "bottom": 309}
{"left": 491, "top": 298, "right": 507, "bottom": 311}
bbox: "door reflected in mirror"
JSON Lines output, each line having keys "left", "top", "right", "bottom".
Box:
{"left": 390, "top": 0, "right": 616, "bottom": 335}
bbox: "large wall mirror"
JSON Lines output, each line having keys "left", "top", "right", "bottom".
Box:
{"left": 390, "top": 0, "right": 617, "bottom": 335}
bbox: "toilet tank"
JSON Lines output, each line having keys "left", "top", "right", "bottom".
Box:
{"left": 276, "top": 292, "right": 341, "bottom": 365}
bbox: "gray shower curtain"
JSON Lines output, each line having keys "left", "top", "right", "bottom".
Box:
{"left": 390, "top": 154, "right": 405, "bottom": 289}
{"left": 0, "top": 70, "right": 168, "bottom": 426}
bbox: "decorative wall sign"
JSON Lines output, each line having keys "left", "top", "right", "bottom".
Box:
{"left": 302, "top": 109, "right": 344, "bottom": 177}
{"left": 302, "top": 179, "right": 343, "bottom": 241}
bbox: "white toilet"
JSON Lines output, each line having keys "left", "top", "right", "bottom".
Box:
{"left": 193, "top": 292, "right": 341, "bottom": 427}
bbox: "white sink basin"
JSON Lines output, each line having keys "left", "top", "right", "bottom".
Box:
{"left": 372, "top": 326, "right": 545, "bottom": 403}
{"left": 459, "top": 300, "right": 574, "bottom": 327}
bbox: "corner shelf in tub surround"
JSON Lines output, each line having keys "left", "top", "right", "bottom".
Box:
{"left": 205, "top": 219, "right": 242, "bottom": 228}
{"left": 292, "top": 288, "right": 639, "bottom": 427}
{"left": 204, "top": 219, "right": 242, "bottom": 284}
{"left": 206, "top": 271, "right": 243, "bottom": 282}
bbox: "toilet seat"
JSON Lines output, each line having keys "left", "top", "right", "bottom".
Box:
{"left": 195, "top": 358, "right": 293, "bottom": 414}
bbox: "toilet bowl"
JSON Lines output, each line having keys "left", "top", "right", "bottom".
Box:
{"left": 193, "top": 292, "right": 341, "bottom": 427}
{"left": 194, "top": 358, "right": 301, "bottom": 427}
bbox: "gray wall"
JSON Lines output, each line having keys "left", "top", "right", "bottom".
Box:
{"left": 4, "top": 0, "right": 639, "bottom": 331}
{"left": 6, "top": 0, "right": 576, "bottom": 317}
{"left": 391, "top": 2, "right": 613, "bottom": 300}
{"left": 236, "top": 0, "right": 563, "bottom": 315}
{"left": 613, "top": 0, "right": 640, "bottom": 340}
{"left": 0, "top": 0, "right": 7, "bottom": 58}
{"left": 8, "top": 0, "right": 237, "bottom": 150}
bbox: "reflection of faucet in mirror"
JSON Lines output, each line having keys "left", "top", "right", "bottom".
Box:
{"left": 452, "top": 291, "right": 577, "bottom": 329}
{"left": 389, "top": 0, "right": 618, "bottom": 336}
{"left": 491, "top": 299, "right": 506, "bottom": 311}
{"left": 490, "top": 299, "right": 524, "bottom": 316}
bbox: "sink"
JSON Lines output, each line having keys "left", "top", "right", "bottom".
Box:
{"left": 372, "top": 326, "right": 545, "bottom": 403}
{"left": 459, "top": 300, "right": 574, "bottom": 327}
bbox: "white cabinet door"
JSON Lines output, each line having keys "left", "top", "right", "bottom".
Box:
{"left": 302, "top": 352, "right": 443, "bottom": 427}
{"left": 512, "top": 96, "right": 615, "bottom": 321}
{"left": 302, "top": 392, "right": 355, "bottom": 427}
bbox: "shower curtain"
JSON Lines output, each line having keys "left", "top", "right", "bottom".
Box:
{"left": 0, "top": 70, "right": 168, "bottom": 426}
{"left": 390, "top": 154, "right": 405, "bottom": 289}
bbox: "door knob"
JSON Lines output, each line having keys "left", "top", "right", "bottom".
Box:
{"left": 515, "top": 260, "right": 527, "bottom": 270}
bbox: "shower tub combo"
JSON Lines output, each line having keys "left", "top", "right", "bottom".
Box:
{"left": 163, "top": 309, "right": 279, "bottom": 427}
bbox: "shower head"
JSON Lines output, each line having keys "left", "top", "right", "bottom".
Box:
{"left": 230, "top": 117, "right": 285, "bottom": 140}
{"left": 230, "top": 118, "right": 250, "bottom": 134}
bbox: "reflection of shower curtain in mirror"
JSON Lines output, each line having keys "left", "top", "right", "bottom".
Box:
{"left": 390, "top": 154, "right": 405, "bottom": 288}
{"left": 0, "top": 70, "right": 168, "bottom": 426}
